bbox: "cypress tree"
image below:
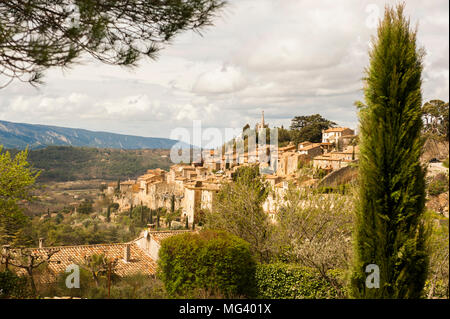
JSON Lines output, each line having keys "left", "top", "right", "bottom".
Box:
{"left": 351, "top": 4, "right": 428, "bottom": 298}
{"left": 170, "top": 194, "right": 175, "bottom": 213}
{"left": 156, "top": 211, "right": 160, "bottom": 229}
{"left": 106, "top": 206, "right": 111, "bottom": 223}
{"left": 129, "top": 204, "right": 133, "bottom": 219}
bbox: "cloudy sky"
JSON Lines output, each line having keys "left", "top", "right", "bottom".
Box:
{"left": 0, "top": 0, "right": 448, "bottom": 146}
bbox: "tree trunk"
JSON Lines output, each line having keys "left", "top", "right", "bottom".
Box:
{"left": 27, "top": 268, "right": 37, "bottom": 296}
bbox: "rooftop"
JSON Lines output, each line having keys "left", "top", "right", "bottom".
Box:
{"left": 12, "top": 241, "right": 157, "bottom": 283}
{"left": 323, "top": 127, "right": 353, "bottom": 133}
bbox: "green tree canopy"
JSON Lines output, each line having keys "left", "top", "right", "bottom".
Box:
{"left": 205, "top": 165, "right": 273, "bottom": 262}
{"left": 351, "top": 4, "right": 428, "bottom": 298}
{"left": 0, "top": 147, "right": 39, "bottom": 246}
{"left": 422, "top": 99, "right": 449, "bottom": 140}
{"left": 289, "top": 114, "right": 336, "bottom": 143}
{"left": 0, "top": 0, "right": 226, "bottom": 86}
{"left": 157, "top": 230, "right": 256, "bottom": 298}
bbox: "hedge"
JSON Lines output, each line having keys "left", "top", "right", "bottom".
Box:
{"left": 157, "top": 230, "right": 257, "bottom": 298}
{"left": 255, "top": 263, "right": 345, "bottom": 299}
{"left": 0, "top": 270, "right": 30, "bottom": 299}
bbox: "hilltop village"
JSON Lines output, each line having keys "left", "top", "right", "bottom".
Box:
{"left": 106, "top": 115, "right": 358, "bottom": 226}
{"left": 4, "top": 115, "right": 362, "bottom": 291}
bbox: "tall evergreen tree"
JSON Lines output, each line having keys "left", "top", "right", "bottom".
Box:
{"left": 351, "top": 4, "right": 428, "bottom": 298}
{"left": 106, "top": 206, "right": 111, "bottom": 223}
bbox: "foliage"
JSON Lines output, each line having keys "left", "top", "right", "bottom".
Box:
{"left": 0, "top": 269, "right": 30, "bottom": 299}
{"left": 422, "top": 100, "right": 449, "bottom": 141}
{"left": 427, "top": 173, "right": 449, "bottom": 196}
{"left": 78, "top": 199, "right": 94, "bottom": 214}
{"left": 423, "top": 212, "right": 449, "bottom": 298}
{"left": 351, "top": 4, "right": 429, "bottom": 298}
{"left": 0, "top": 0, "right": 226, "bottom": 86}
{"left": 130, "top": 205, "right": 151, "bottom": 228}
{"left": 41, "top": 270, "right": 167, "bottom": 299}
{"left": 29, "top": 215, "right": 134, "bottom": 247}
{"left": 312, "top": 167, "right": 328, "bottom": 179}
{"left": 205, "top": 166, "right": 274, "bottom": 262}
{"left": 255, "top": 263, "right": 346, "bottom": 299}
{"left": 166, "top": 208, "right": 181, "bottom": 229}
{"left": 7, "top": 146, "right": 172, "bottom": 182}
{"left": 1, "top": 247, "right": 59, "bottom": 295}
{"left": 274, "top": 185, "right": 353, "bottom": 297}
{"left": 157, "top": 230, "right": 257, "bottom": 298}
{"left": 0, "top": 146, "right": 39, "bottom": 246}
{"left": 443, "top": 158, "right": 449, "bottom": 168}
{"left": 315, "top": 184, "right": 351, "bottom": 195}
{"left": 289, "top": 114, "right": 336, "bottom": 143}
{"left": 78, "top": 253, "right": 118, "bottom": 288}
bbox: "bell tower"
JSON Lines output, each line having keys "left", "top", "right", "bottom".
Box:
{"left": 261, "top": 110, "right": 265, "bottom": 128}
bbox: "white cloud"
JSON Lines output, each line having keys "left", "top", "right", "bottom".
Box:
{"left": 193, "top": 65, "right": 248, "bottom": 94}
{"left": 0, "top": 0, "right": 448, "bottom": 142}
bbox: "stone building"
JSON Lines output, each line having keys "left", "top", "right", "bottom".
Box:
{"left": 313, "top": 146, "right": 359, "bottom": 170}
{"left": 255, "top": 110, "right": 269, "bottom": 132}
{"left": 321, "top": 127, "right": 355, "bottom": 144}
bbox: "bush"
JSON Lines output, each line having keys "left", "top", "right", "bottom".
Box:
{"left": 313, "top": 168, "right": 328, "bottom": 179}
{"left": 443, "top": 158, "right": 449, "bottom": 168}
{"left": 428, "top": 173, "right": 449, "bottom": 196}
{"left": 157, "top": 230, "right": 257, "bottom": 298}
{"left": 316, "top": 184, "right": 350, "bottom": 194}
{"left": 0, "top": 269, "right": 30, "bottom": 299}
{"left": 255, "top": 263, "right": 344, "bottom": 299}
{"left": 78, "top": 199, "right": 94, "bottom": 214}
{"left": 43, "top": 271, "right": 167, "bottom": 299}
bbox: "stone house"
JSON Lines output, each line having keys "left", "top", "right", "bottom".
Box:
{"left": 119, "top": 180, "right": 136, "bottom": 193}
{"left": 321, "top": 127, "right": 355, "bottom": 144}
{"left": 182, "top": 181, "right": 220, "bottom": 225}
{"left": 312, "top": 146, "right": 358, "bottom": 170}
{"left": 298, "top": 142, "right": 323, "bottom": 158}
{"left": 276, "top": 152, "right": 308, "bottom": 176}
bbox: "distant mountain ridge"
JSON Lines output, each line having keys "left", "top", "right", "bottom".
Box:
{"left": 0, "top": 120, "right": 190, "bottom": 150}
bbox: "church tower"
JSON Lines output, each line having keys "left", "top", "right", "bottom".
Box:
{"left": 261, "top": 110, "right": 265, "bottom": 128}
{"left": 255, "top": 110, "right": 268, "bottom": 131}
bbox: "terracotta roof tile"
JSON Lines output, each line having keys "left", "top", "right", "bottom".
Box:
{"left": 150, "top": 230, "right": 195, "bottom": 244}
{"left": 13, "top": 242, "right": 157, "bottom": 283}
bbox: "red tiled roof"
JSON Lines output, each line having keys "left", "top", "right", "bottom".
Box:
{"left": 323, "top": 127, "right": 353, "bottom": 133}
{"left": 12, "top": 242, "right": 157, "bottom": 283}
{"left": 150, "top": 230, "right": 195, "bottom": 244}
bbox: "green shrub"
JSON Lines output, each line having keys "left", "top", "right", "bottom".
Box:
{"left": 313, "top": 168, "right": 328, "bottom": 179}
{"left": 0, "top": 269, "right": 30, "bottom": 299}
{"left": 157, "top": 230, "right": 257, "bottom": 298}
{"left": 78, "top": 199, "right": 93, "bottom": 214}
{"left": 443, "top": 158, "right": 449, "bottom": 168}
{"left": 255, "top": 263, "right": 344, "bottom": 299}
{"left": 315, "top": 184, "right": 350, "bottom": 195}
{"left": 428, "top": 173, "right": 449, "bottom": 196}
